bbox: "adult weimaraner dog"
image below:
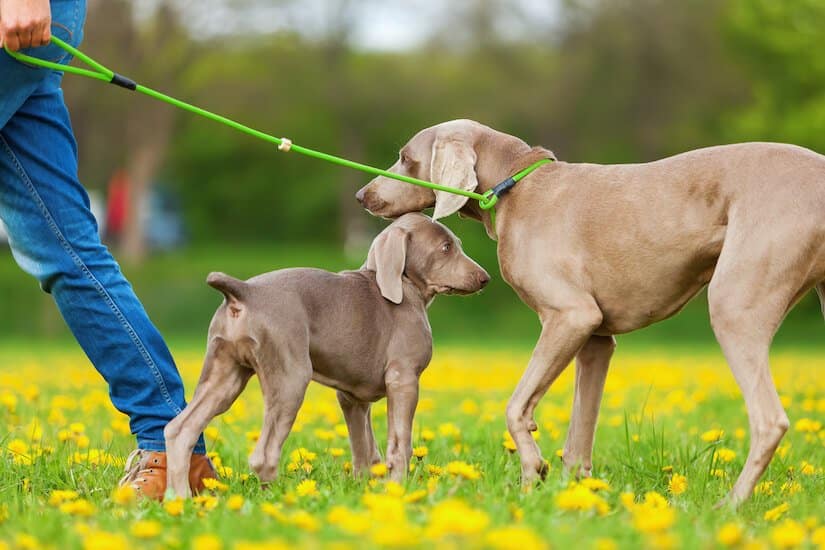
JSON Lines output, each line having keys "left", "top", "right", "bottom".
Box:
{"left": 355, "top": 119, "right": 825, "bottom": 505}
{"left": 164, "top": 213, "right": 489, "bottom": 497}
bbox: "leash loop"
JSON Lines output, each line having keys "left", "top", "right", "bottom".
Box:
{"left": 4, "top": 37, "right": 552, "bottom": 212}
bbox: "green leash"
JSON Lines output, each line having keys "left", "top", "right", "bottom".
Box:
{"left": 5, "top": 37, "right": 552, "bottom": 211}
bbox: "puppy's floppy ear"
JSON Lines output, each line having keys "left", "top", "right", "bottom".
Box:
{"left": 365, "top": 226, "right": 408, "bottom": 304}
{"left": 430, "top": 135, "right": 478, "bottom": 220}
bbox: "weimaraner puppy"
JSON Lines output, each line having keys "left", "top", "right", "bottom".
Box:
{"left": 355, "top": 119, "right": 825, "bottom": 505}
{"left": 164, "top": 212, "right": 490, "bottom": 497}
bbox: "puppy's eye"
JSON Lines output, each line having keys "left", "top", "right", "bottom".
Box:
{"left": 441, "top": 242, "right": 452, "bottom": 254}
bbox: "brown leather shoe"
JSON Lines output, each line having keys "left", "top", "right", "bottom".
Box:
{"left": 118, "top": 449, "right": 217, "bottom": 500}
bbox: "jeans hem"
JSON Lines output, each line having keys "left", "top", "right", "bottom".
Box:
{"left": 137, "top": 439, "right": 207, "bottom": 455}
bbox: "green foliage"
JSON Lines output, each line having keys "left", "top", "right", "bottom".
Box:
{"left": 725, "top": 0, "right": 825, "bottom": 149}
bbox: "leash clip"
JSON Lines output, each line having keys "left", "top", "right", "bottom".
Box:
{"left": 278, "top": 138, "right": 293, "bottom": 152}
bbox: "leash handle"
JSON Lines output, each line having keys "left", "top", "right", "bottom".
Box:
{"left": 3, "top": 37, "right": 555, "bottom": 211}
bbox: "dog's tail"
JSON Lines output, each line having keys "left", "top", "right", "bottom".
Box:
{"left": 817, "top": 282, "right": 824, "bottom": 322}
{"left": 207, "top": 272, "right": 248, "bottom": 303}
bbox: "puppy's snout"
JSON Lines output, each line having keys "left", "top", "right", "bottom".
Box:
{"left": 355, "top": 186, "right": 366, "bottom": 205}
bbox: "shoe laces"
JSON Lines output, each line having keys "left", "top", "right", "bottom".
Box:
{"left": 118, "top": 448, "right": 145, "bottom": 486}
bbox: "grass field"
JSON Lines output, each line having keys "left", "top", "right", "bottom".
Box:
{"left": 1, "top": 341, "right": 824, "bottom": 549}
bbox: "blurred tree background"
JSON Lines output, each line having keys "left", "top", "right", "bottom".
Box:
{"left": 1, "top": 0, "right": 822, "bottom": 347}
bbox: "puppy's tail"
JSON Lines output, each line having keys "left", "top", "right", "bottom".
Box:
{"left": 207, "top": 272, "right": 248, "bottom": 303}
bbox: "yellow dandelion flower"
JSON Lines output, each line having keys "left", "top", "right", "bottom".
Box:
{"left": 361, "top": 492, "right": 407, "bottom": 524}
{"left": 59, "top": 498, "right": 95, "bottom": 517}
{"left": 403, "top": 489, "right": 428, "bottom": 504}
{"left": 811, "top": 526, "right": 825, "bottom": 549}
{"left": 130, "top": 520, "right": 162, "bottom": 539}
{"left": 164, "top": 498, "right": 185, "bottom": 516}
{"left": 287, "top": 510, "right": 320, "bottom": 532}
{"left": 193, "top": 494, "right": 219, "bottom": 512}
{"left": 620, "top": 492, "right": 636, "bottom": 510}
{"left": 715, "top": 448, "right": 736, "bottom": 463}
{"left": 327, "top": 506, "right": 371, "bottom": 535}
{"left": 425, "top": 499, "right": 489, "bottom": 539}
{"left": 289, "top": 448, "right": 317, "bottom": 463}
{"left": 384, "top": 481, "right": 405, "bottom": 497}
{"left": 202, "top": 478, "right": 229, "bottom": 492}
{"left": 445, "top": 461, "right": 481, "bottom": 481}
{"left": 580, "top": 478, "right": 611, "bottom": 492}
{"left": 48, "top": 489, "right": 79, "bottom": 507}
{"left": 594, "top": 539, "right": 618, "bottom": 550}
{"left": 770, "top": 519, "right": 806, "bottom": 549}
{"left": 261, "top": 502, "right": 286, "bottom": 521}
{"left": 204, "top": 426, "right": 220, "bottom": 442}
{"left": 111, "top": 484, "right": 136, "bottom": 506}
{"left": 716, "top": 522, "right": 743, "bottom": 547}
{"left": 334, "top": 424, "right": 349, "bottom": 438}
{"left": 437, "top": 422, "right": 461, "bottom": 439}
{"left": 794, "top": 418, "right": 822, "bottom": 433}
{"left": 413, "top": 446, "right": 428, "bottom": 459}
{"left": 296, "top": 479, "right": 319, "bottom": 498}
{"left": 191, "top": 534, "right": 223, "bottom": 550}
{"left": 327, "top": 447, "right": 345, "bottom": 458}
{"left": 459, "top": 399, "right": 479, "bottom": 415}
{"left": 14, "top": 534, "right": 38, "bottom": 550}
{"left": 555, "top": 484, "right": 609, "bottom": 516}
{"left": 668, "top": 473, "right": 687, "bottom": 496}
{"left": 370, "top": 463, "right": 388, "bottom": 478}
{"left": 755, "top": 480, "right": 774, "bottom": 496}
{"left": 82, "top": 530, "right": 128, "bottom": 550}
{"left": 700, "top": 429, "right": 725, "bottom": 442}
{"left": 485, "top": 526, "right": 548, "bottom": 550}
{"left": 764, "top": 502, "right": 790, "bottom": 522}
{"left": 226, "top": 495, "right": 245, "bottom": 511}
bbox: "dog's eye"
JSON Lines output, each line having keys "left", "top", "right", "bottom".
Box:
{"left": 441, "top": 242, "right": 452, "bottom": 254}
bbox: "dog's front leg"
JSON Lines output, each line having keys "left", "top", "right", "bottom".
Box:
{"left": 562, "top": 335, "right": 615, "bottom": 478}
{"left": 384, "top": 363, "right": 420, "bottom": 482}
{"left": 506, "top": 301, "right": 603, "bottom": 486}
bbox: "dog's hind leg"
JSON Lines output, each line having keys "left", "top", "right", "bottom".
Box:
{"left": 706, "top": 226, "right": 816, "bottom": 505}
{"left": 164, "top": 341, "right": 253, "bottom": 498}
{"left": 248, "top": 344, "right": 311, "bottom": 484}
{"left": 562, "top": 335, "right": 615, "bottom": 478}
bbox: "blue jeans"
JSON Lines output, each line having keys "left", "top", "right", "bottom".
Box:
{"left": 0, "top": 0, "right": 204, "bottom": 454}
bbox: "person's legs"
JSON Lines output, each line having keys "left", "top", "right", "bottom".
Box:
{"left": 0, "top": 0, "right": 205, "bottom": 455}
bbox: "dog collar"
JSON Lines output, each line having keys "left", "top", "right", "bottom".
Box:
{"left": 479, "top": 158, "right": 554, "bottom": 210}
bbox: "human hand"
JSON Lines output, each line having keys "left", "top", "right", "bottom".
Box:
{"left": 0, "top": 0, "right": 52, "bottom": 52}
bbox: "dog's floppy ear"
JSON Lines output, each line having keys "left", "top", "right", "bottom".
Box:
{"left": 365, "top": 226, "right": 408, "bottom": 304}
{"left": 430, "top": 135, "right": 478, "bottom": 220}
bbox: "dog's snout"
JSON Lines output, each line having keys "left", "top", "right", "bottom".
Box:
{"left": 477, "top": 271, "right": 491, "bottom": 288}
{"left": 355, "top": 187, "right": 366, "bottom": 205}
